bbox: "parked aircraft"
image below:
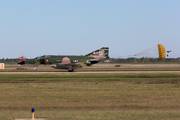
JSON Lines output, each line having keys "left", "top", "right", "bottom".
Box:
{"left": 18, "top": 47, "right": 109, "bottom": 72}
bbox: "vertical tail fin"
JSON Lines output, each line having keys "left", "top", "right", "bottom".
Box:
{"left": 85, "top": 47, "right": 109, "bottom": 59}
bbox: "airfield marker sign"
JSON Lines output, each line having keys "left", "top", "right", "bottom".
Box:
{"left": 15, "top": 107, "right": 46, "bottom": 120}
{"left": 31, "top": 108, "right": 35, "bottom": 119}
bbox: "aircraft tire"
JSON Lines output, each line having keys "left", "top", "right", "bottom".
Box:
{"left": 68, "top": 69, "right": 74, "bottom": 72}
{"left": 68, "top": 66, "right": 74, "bottom": 72}
{"left": 86, "top": 63, "right": 91, "bottom": 66}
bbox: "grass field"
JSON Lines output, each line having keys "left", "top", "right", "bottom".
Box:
{"left": 0, "top": 73, "right": 180, "bottom": 120}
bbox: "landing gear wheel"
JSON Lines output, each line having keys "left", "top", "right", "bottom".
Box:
{"left": 68, "top": 66, "right": 74, "bottom": 72}
{"left": 68, "top": 69, "right": 74, "bottom": 72}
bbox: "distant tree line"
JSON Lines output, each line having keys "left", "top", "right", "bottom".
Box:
{"left": 0, "top": 57, "right": 180, "bottom": 64}
{"left": 110, "top": 57, "right": 180, "bottom": 63}
{"left": 0, "top": 58, "right": 18, "bottom": 63}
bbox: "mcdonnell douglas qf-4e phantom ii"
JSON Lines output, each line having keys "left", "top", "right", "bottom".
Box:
{"left": 18, "top": 47, "right": 109, "bottom": 72}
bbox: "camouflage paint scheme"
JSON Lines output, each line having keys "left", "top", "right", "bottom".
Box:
{"left": 18, "top": 47, "right": 109, "bottom": 72}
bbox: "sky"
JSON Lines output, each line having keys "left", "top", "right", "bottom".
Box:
{"left": 0, "top": 0, "right": 179, "bottom": 59}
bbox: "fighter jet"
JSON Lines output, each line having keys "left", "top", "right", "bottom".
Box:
{"left": 18, "top": 47, "right": 109, "bottom": 72}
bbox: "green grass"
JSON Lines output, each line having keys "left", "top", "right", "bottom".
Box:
{"left": 0, "top": 73, "right": 180, "bottom": 120}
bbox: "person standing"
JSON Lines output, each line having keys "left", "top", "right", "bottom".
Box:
{"left": 33, "top": 66, "right": 37, "bottom": 72}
